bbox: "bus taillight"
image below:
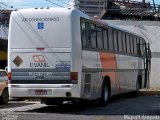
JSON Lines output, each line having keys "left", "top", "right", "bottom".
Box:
{"left": 70, "top": 72, "right": 78, "bottom": 84}
{"left": 8, "top": 72, "right": 12, "bottom": 81}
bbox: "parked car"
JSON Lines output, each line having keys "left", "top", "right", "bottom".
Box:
{"left": 0, "top": 70, "right": 9, "bottom": 104}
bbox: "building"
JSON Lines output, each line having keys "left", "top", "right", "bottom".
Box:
{"left": 0, "top": 10, "right": 11, "bottom": 40}
{"left": 78, "top": 0, "right": 159, "bottom": 20}
{"left": 78, "top": 0, "right": 106, "bottom": 17}
{"left": 101, "top": 0, "right": 160, "bottom": 21}
{"left": 0, "top": 9, "right": 12, "bottom": 69}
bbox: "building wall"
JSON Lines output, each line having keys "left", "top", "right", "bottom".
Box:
{"left": 103, "top": 20, "right": 160, "bottom": 88}
{"left": 0, "top": 25, "right": 8, "bottom": 40}
{"left": 78, "top": 0, "right": 106, "bottom": 17}
{"left": 0, "top": 10, "right": 11, "bottom": 69}
{"left": 0, "top": 10, "right": 11, "bottom": 40}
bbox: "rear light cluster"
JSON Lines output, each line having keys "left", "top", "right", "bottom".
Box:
{"left": 8, "top": 72, "right": 12, "bottom": 83}
{"left": 8, "top": 72, "right": 12, "bottom": 80}
{"left": 70, "top": 72, "right": 78, "bottom": 84}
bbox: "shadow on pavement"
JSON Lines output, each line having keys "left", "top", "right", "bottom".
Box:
{"left": 0, "top": 102, "right": 35, "bottom": 109}
{"left": 20, "top": 93, "right": 160, "bottom": 116}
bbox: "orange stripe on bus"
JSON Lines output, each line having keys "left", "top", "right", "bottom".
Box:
{"left": 99, "top": 52, "right": 117, "bottom": 84}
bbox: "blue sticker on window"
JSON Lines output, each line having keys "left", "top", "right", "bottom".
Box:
{"left": 38, "top": 22, "right": 44, "bottom": 29}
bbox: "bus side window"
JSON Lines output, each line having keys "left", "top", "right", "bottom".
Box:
{"left": 122, "top": 33, "right": 127, "bottom": 53}
{"left": 86, "top": 22, "right": 91, "bottom": 48}
{"left": 108, "top": 28, "right": 114, "bottom": 51}
{"left": 118, "top": 32, "right": 123, "bottom": 53}
{"left": 126, "top": 34, "right": 131, "bottom": 54}
{"left": 140, "top": 39, "right": 145, "bottom": 56}
{"left": 142, "top": 39, "right": 146, "bottom": 56}
{"left": 130, "top": 36, "right": 134, "bottom": 54}
{"left": 91, "top": 24, "right": 97, "bottom": 49}
{"left": 81, "top": 19, "right": 87, "bottom": 48}
{"left": 133, "top": 36, "right": 137, "bottom": 54}
{"left": 97, "top": 27, "right": 103, "bottom": 50}
{"left": 103, "top": 28, "right": 109, "bottom": 51}
{"left": 137, "top": 38, "right": 141, "bottom": 56}
{"left": 113, "top": 30, "right": 118, "bottom": 52}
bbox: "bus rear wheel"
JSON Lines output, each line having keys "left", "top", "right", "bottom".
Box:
{"left": 132, "top": 78, "right": 141, "bottom": 97}
{"left": 135, "top": 80, "right": 141, "bottom": 96}
{"left": 99, "top": 82, "right": 110, "bottom": 106}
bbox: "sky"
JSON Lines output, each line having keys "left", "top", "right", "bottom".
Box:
{"left": 1, "top": 0, "right": 71, "bottom": 9}
{"left": 1, "top": 0, "right": 160, "bottom": 9}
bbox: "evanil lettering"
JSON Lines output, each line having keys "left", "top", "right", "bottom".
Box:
{"left": 30, "top": 62, "right": 50, "bottom": 68}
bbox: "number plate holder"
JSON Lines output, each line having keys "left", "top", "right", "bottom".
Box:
{"left": 35, "top": 90, "right": 47, "bottom": 95}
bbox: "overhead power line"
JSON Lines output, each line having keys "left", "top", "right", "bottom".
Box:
{"left": 46, "top": 0, "right": 80, "bottom": 8}
{"left": 46, "top": 0, "right": 65, "bottom": 8}
{"left": 56, "top": 0, "right": 73, "bottom": 7}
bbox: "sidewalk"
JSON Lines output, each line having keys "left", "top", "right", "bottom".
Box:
{"left": 140, "top": 88, "right": 160, "bottom": 95}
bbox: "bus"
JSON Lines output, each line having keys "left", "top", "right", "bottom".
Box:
{"left": 8, "top": 7, "right": 151, "bottom": 106}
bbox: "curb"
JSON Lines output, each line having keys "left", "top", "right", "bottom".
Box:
{"left": 139, "top": 89, "right": 160, "bottom": 95}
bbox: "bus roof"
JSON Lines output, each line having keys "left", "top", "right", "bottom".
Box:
{"left": 10, "top": 7, "right": 143, "bottom": 39}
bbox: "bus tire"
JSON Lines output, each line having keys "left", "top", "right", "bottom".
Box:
{"left": 135, "top": 80, "right": 140, "bottom": 96}
{"left": 134, "top": 76, "right": 141, "bottom": 97}
{"left": 0, "top": 89, "right": 9, "bottom": 105}
{"left": 99, "top": 81, "right": 110, "bottom": 106}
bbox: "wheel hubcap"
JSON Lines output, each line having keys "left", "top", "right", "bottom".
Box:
{"left": 104, "top": 86, "right": 108, "bottom": 102}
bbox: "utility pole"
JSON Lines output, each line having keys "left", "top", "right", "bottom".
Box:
{"left": 141, "top": 0, "right": 145, "bottom": 20}
{"left": 104, "top": 0, "right": 107, "bottom": 10}
{"left": 152, "top": 0, "right": 157, "bottom": 13}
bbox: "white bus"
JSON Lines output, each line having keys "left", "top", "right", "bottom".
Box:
{"left": 8, "top": 7, "right": 151, "bottom": 106}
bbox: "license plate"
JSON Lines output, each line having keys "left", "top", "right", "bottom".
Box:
{"left": 36, "top": 76, "right": 44, "bottom": 80}
{"left": 35, "top": 90, "right": 47, "bottom": 95}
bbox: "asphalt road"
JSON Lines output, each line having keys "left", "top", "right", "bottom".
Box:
{"left": 1, "top": 94, "right": 160, "bottom": 120}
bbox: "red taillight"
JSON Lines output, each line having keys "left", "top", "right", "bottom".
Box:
{"left": 36, "top": 47, "right": 45, "bottom": 51}
{"left": 70, "top": 72, "right": 78, "bottom": 84}
{"left": 8, "top": 72, "right": 12, "bottom": 81}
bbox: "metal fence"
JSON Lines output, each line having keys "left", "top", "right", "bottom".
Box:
{"left": 102, "top": 0, "right": 160, "bottom": 21}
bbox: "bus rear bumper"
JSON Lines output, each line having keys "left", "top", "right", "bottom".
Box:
{"left": 8, "top": 84, "right": 80, "bottom": 98}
